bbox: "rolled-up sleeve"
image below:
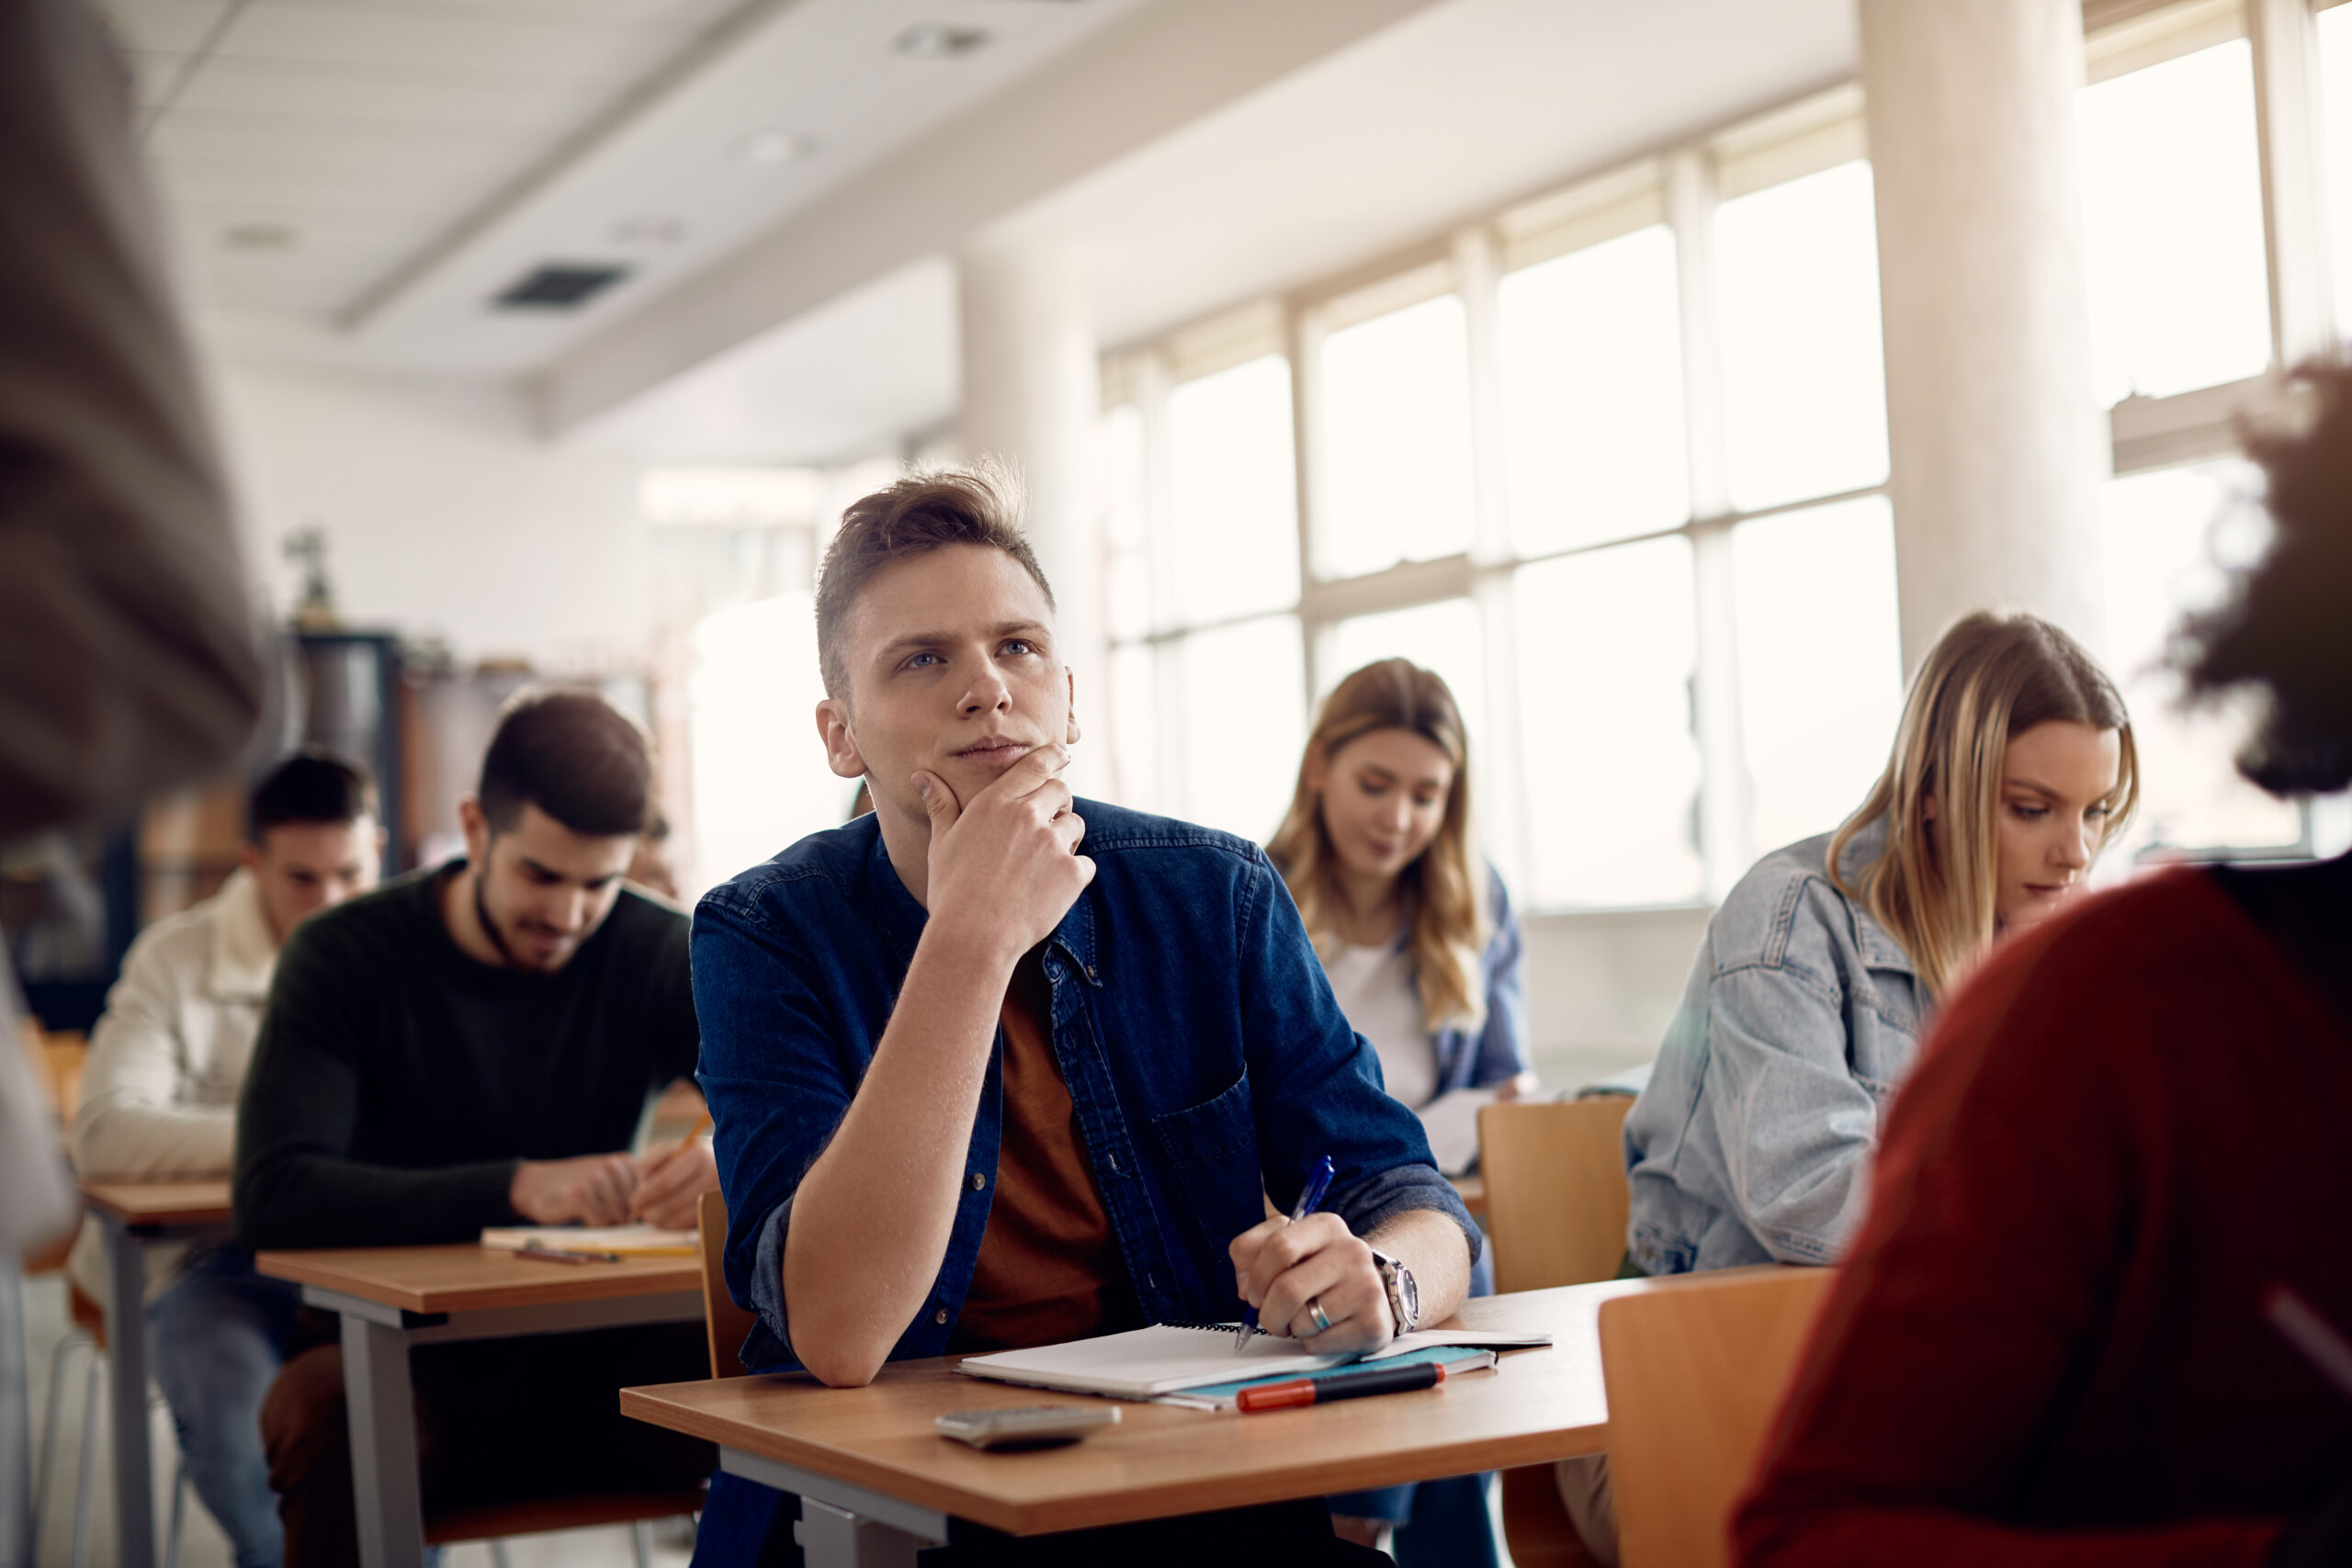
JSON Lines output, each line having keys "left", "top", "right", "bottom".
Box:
{"left": 691, "top": 881, "right": 861, "bottom": 1374}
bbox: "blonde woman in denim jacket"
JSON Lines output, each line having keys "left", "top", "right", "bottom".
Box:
{"left": 1625, "top": 612, "right": 2140, "bottom": 1278}
{"left": 1532, "top": 614, "right": 2146, "bottom": 1568}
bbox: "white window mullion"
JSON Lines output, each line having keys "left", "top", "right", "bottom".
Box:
{"left": 1451, "top": 225, "right": 1532, "bottom": 897}
{"left": 1670, "top": 148, "right": 1752, "bottom": 901}
{"left": 2251, "top": 0, "right": 2336, "bottom": 358}
{"left": 1288, "top": 304, "right": 1329, "bottom": 705}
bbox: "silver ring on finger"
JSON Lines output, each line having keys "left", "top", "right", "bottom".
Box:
{"left": 1307, "top": 1296, "right": 1333, "bottom": 1335}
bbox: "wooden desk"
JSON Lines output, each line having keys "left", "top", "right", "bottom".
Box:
{"left": 254, "top": 1244, "right": 702, "bottom": 1568}
{"left": 623, "top": 1278, "right": 1656, "bottom": 1566}
{"left": 81, "top": 1179, "right": 234, "bottom": 1568}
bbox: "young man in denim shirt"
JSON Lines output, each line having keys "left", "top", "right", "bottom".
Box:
{"left": 692, "top": 468, "right": 1477, "bottom": 1564}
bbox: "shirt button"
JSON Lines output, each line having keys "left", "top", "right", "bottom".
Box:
{"left": 933, "top": 1308, "right": 949, "bottom": 1326}
{"left": 969, "top": 1172, "right": 987, "bottom": 1191}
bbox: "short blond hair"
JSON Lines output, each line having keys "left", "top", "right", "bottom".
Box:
{"left": 813, "top": 463, "right": 1054, "bottom": 698}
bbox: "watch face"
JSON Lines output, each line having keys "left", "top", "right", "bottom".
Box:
{"left": 1396, "top": 1266, "right": 1419, "bottom": 1326}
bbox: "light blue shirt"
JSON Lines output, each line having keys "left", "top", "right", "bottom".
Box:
{"left": 1623, "top": 819, "right": 1931, "bottom": 1274}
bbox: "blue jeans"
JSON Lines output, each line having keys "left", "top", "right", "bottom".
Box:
{"left": 149, "top": 1245, "right": 301, "bottom": 1568}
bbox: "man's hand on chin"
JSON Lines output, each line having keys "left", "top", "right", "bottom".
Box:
{"left": 916, "top": 742, "right": 1094, "bottom": 957}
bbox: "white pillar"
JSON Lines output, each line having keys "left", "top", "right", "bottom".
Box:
{"left": 956, "top": 243, "right": 1104, "bottom": 791}
{"left": 1860, "top": 0, "right": 2109, "bottom": 672}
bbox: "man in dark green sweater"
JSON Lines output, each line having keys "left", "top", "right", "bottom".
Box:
{"left": 234, "top": 688, "right": 718, "bottom": 1567}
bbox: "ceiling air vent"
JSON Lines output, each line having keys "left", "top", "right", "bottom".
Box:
{"left": 492, "top": 263, "right": 631, "bottom": 311}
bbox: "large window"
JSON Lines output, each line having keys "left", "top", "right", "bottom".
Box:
{"left": 1498, "top": 224, "right": 1687, "bottom": 554}
{"left": 2080, "top": 4, "right": 2272, "bottom": 404}
{"left": 1317, "top": 293, "right": 1476, "bottom": 579}
{"left": 1714, "top": 162, "right": 1890, "bottom": 512}
{"left": 1102, "top": 100, "right": 1902, "bottom": 905}
{"left": 2099, "top": 461, "right": 2303, "bottom": 859}
{"left": 1095, "top": 0, "right": 2350, "bottom": 909}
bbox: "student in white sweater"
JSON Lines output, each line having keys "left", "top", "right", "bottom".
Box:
{"left": 70, "top": 750, "right": 379, "bottom": 1568}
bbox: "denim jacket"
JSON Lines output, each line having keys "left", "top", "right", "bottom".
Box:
{"left": 691, "top": 800, "right": 1479, "bottom": 1373}
{"left": 1623, "top": 818, "right": 1931, "bottom": 1274}
{"left": 1427, "top": 870, "right": 1530, "bottom": 1100}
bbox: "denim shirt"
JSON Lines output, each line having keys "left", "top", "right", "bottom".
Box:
{"left": 1428, "top": 870, "right": 1531, "bottom": 1100}
{"left": 691, "top": 800, "right": 1480, "bottom": 1374}
{"left": 1622, "top": 818, "right": 1930, "bottom": 1274}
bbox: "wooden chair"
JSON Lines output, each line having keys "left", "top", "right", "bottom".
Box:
{"left": 697, "top": 1188, "right": 758, "bottom": 1380}
{"left": 1598, "top": 1267, "right": 1838, "bottom": 1568}
{"left": 1476, "top": 1096, "right": 1635, "bottom": 1567}
{"left": 1476, "top": 1097, "right": 1635, "bottom": 1294}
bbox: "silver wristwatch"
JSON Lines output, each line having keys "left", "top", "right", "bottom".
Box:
{"left": 1369, "top": 1248, "right": 1420, "bottom": 1336}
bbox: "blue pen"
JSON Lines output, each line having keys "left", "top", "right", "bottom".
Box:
{"left": 1236, "top": 1155, "right": 1338, "bottom": 1355}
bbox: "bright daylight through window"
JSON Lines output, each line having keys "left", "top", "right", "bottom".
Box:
{"left": 1091, "top": 0, "right": 2346, "bottom": 914}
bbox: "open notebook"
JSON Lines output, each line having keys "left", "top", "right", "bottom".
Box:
{"left": 479, "top": 1224, "right": 697, "bottom": 1257}
{"left": 956, "top": 1322, "right": 1550, "bottom": 1400}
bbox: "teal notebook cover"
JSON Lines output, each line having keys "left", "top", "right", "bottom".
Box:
{"left": 1165, "top": 1344, "right": 1495, "bottom": 1407}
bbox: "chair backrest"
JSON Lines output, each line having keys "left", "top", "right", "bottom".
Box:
{"left": 696, "top": 1189, "right": 758, "bottom": 1380}
{"left": 1599, "top": 1267, "right": 1838, "bottom": 1568}
{"left": 1476, "top": 1096, "right": 1635, "bottom": 1292}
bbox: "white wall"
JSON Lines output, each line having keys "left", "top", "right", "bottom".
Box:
{"left": 209, "top": 359, "right": 650, "bottom": 671}
{"left": 1520, "top": 906, "right": 1711, "bottom": 1090}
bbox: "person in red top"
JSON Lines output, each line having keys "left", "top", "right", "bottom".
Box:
{"left": 1734, "top": 363, "right": 2352, "bottom": 1568}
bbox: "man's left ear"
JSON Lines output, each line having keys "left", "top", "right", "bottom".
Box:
{"left": 1064, "top": 669, "right": 1081, "bottom": 745}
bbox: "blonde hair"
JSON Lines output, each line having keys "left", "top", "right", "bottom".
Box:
{"left": 1828, "top": 611, "right": 2139, "bottom": 997}
{"left": 1268, "top": 660, "right": 1487, "bottom": 1032}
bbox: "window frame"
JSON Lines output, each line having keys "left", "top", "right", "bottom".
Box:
{"left": 1098, "top": 0, "right": 2352, "bottom": 906}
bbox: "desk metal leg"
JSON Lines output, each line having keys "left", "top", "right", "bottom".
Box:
{"left": 3, "top": 1248, "right": 32, "bottom": 1568}
{"left": 722, "top": 1450, "right": 945, "bottom": 1568}
{"left": 101, "top": 1213, "right": 156, "bottom": 1568}
{"left": 340, "top": 1314, "right": 426, "bottom": 1568}
{"left": 795, "top": 1497, "right": 926, "bottom": 1568}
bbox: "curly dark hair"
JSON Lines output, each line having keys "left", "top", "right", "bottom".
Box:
{"left": 2176, "top": 364, "right": 2352, "bottom": 795}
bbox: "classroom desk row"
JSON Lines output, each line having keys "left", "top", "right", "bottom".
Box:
{"left": 82, "top": 1173, "right": 1575, "bottom": 1568}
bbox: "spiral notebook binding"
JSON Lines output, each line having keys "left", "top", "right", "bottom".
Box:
{"left": 1159, "top": 1320, "right": 1247, "bottom": 1334}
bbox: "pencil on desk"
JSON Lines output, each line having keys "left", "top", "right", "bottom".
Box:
{"left": 517, "top": 1238, "right": 626, "bottom": 1264}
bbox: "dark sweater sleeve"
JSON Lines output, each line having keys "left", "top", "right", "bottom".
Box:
{"left": 233, "top": 916, "right": 521, "bottom": 1248}
{"left": 1732, "top": 894, "right": 2282, "bottom": 1568}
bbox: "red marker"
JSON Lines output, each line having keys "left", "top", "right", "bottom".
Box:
{"left": 1238, "top": 1359, "right": 1447, "bottom": 1413}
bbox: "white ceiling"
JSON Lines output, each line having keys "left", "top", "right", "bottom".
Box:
{"left": 992, "top": 0, "right": 1860, "bottom": 352}
{"left": 104, "top": 0, "right": 1860, "bottom": 468}
{"left": 109, "top": 0, "right": 746, "bottom": 321}
{"left": 103, "top": 0, "right": 1145, "bottom": 368}
{"left": 579, "top": 0, "right": 1860, "bottom": 465}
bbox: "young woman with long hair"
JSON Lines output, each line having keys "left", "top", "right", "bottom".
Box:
{"left": 1267, "top": 657, "right": 1530, "bottom": 1568}
{"left": 1736, "top": 368, "right": 2352, "bottom": 1568}
{"left": 1267, "top": 656, "right": 1535, "bottom": 1154}
{"left": 1623, "top": 610, "right": 2139, "bottom": 1279}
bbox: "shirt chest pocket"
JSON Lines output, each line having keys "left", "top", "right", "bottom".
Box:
{"left": 1847, "top": 969, "right": 1924, "bottom": 1106}
{"left": 1148, "top": 1074, "right": 1262, "bottom": 1267}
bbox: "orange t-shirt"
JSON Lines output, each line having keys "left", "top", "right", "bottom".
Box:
{"left": 948, "top": 952, "right": 1133, "bottom": 1353}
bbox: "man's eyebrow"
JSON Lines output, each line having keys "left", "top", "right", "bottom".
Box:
{"left": 875, "top": 630, "right": 951, "bottom": 662}
{"left": 875, "top": 622, "right": 1047, "bottom": 661}
{"left": 2002, "top": 777, "right": 2063, "bottom": 800}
